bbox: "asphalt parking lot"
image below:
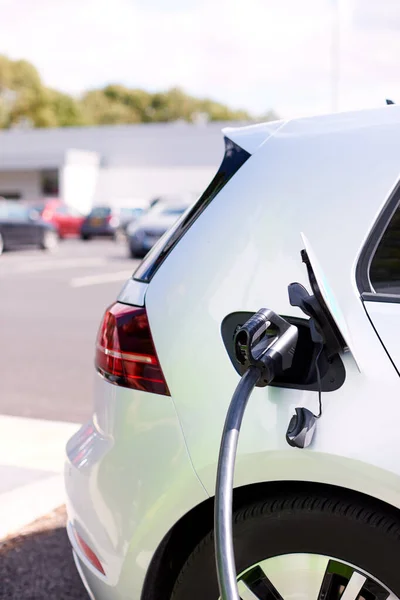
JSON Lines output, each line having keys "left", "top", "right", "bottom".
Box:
{"left": 0, "top": 238, "right": 139, "bottom": 423}
{"left": 0, "top": 507, "right": 88, "bottom": 599}
{"left": 0, "top": 239, "right": 139, "bottom": 599}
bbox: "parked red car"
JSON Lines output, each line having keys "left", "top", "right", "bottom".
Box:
{"left": 32, "top": 200, "right": 85, "bottom": 238}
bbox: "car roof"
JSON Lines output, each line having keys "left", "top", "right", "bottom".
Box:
{"left": 224, "top": 105, "right": 400, "bottom": 154}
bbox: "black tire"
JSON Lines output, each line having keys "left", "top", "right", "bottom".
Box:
{"left": 171, "top": 491, "right": 400, "bottom": 599}
{"left": 129, "top": 247, "right": 137, "bottom": 258}
{"left": 81, "top": 234, "right": 91, "bottom": 241}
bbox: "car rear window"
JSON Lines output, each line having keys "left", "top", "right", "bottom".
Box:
{"left": 370, "top": 203, "right": 400, "bottom": 295}
{"left": 1, "top": 202, "right": 30, "bottom": 220}
{"left": 89, "top": 207, "right": 111, "bottom": 218}
{"left": 133, "top": 137, "right": 251, "bottom": 283}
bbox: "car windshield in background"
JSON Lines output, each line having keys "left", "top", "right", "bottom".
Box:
{"left": 31, "top": 205, "right": 45, "bottom": 215}
{"left": 89, "top": 207, "right": 111, "bottom": 218}
{"left": 0, "top": 202, "right": 30, "bottom": 220}
{"left": 120, "top": 208, "right": 142, "bottom": 215}
{"left": 161, "top": 207, "right": 187, "bottom": 217}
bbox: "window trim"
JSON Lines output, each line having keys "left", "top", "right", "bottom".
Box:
{"left": 361, "top": 291, "right": 400, "bottom": 303}
{"left": 133, "top": 137, "right": 251, "bottom": 283}
{"left": 356, "top": 181, "right": 400, "bottom": 303}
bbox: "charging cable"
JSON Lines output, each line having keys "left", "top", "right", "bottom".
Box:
{"left": 214, "top": 309, "right": 298, "bottom": 600}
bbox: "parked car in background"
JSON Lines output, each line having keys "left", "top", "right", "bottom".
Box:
{"left": 81, "top": 205, "right": 145, "bottom": 240}
{"left": 127, "top": 195, "right": 194, "bottom": 258}
{"left": 31, "top": 199, "right": 84, "bottom": 238}
{"left": 0, "top": 200, "right": 58, "bottom": 254}
{"left": 118, "top": 207, "right": 145, "bottom": 234}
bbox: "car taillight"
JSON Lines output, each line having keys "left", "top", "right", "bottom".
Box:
{"left": 74, "top": 530, "right": 105, "bottom": 575}
{"left": 95, "top": 302, "right": 170, "bottom": 396}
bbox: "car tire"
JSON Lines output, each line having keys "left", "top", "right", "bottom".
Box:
{"left": 171, "top": 491, "right": 400, "bottom": 599}
{"left": 129, "top": 247, "right": 137, "bottom": 258}
{"left": 81, "top": 234, "right": 91, "bottom": 241}
{"left": 40, "top": 230, "right": 58, "bottom": 252}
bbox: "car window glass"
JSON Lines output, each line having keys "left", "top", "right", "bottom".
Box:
{"left": 89, "top": 207, "right": 111, "bottom": 218}
{"left": 56, "top": 206, "right": 69, "bottom": 215}
{"left": 161, "top": 207, "right": 187, "bottom": 217}
{"left": 32, "top": 205, "right": 45, "bottom": 215}
{"left": 4, "top": 203, "right": 29, "bottom": 220}
{"left": 370, "top": 204, "right": 400, "bottom": 294}
{"left": 67, "top": 207, "right": 83, "bottom": 217}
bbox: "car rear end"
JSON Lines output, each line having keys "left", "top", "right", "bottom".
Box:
{"left": 64, "top": 131, "right": 256, "bottom": 599}
{"left": 81, "top": 206, "right": 118, "bottom": 239}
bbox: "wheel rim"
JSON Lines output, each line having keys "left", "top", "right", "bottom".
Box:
{"left": 221, "top": 554, "right": 398, "bottom": 600}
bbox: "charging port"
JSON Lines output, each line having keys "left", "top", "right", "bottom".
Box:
{"left": 221, "top": 312, "right": 345, "bottom": 392}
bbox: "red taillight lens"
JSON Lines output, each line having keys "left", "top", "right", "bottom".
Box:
{"left": 74, "top": 530, "right": 105, "bottom": 575}
{"left": 95, "top": 303, "right": 170, "bottom": 396}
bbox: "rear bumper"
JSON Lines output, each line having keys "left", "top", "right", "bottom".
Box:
{"left": 71, "top": 548, "right": 97, "bottom": 600}
{"left": 81, "top": 226, "right": 115, "bottom": 237}
{"left": 65, "top": 375, "right": 207, "bottom": 600}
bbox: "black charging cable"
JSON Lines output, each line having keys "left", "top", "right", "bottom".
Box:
{"left": 214, "top": 309, "right": 298, "bottom": 600}
{"left": 214, "top": 365, "right": 262, "bottom": 600}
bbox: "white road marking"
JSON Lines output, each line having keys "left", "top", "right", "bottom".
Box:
{"left": 0, "top": 257, "right": 108, "bottom": 275}
{"left": 70, "top": 270, "right": 133, "bottom": 287}
{"left": 0, "top": 415, "right": 80, "bottom": 539}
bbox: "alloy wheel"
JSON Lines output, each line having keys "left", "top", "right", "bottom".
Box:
{"left": 226, "top": 554, "right": 398, "bottom": 600}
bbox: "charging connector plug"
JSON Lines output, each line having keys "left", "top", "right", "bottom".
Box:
{"left": 234, "top": 308, "right": 298, "bottom": 386}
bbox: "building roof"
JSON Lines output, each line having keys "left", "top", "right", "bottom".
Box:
{"left": 0, "top": 121, "right": 248, "bottom": 170}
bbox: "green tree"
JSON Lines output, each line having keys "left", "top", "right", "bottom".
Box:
{"left": 81, "top": 88, "right": 142, "bottom": 125}
{"left": 48, "top": 90, "right": 84, "bottom": 127}
{"left": 0, "top": 55, "right": 84, "bottom": 128}
{"left": 0, "top": 54, "right": 278, "bottom": 129}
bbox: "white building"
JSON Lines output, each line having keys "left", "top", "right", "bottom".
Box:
{"left": 0, "top": 121, "right": 235, "bottom": 213}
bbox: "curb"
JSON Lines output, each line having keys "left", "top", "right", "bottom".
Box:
{"left": 0, "top": 415, "right": 80, "bottom": 540}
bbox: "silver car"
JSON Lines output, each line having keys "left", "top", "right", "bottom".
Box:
{"left": 127, "top": 196, "right": 194, "bottom": 258}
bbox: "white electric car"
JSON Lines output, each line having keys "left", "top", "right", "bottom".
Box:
{"left": 66, "top": 106, "right": 400, "bottom": 600}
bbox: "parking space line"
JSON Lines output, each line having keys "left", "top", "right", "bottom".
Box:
{"left": 70, "top": 271, "right": 133, "bottom": 287}
{"left": 0, "top": 257, "right": 108, "bottom": 275}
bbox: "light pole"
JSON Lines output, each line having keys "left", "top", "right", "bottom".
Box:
{"left": 331, "top": 0, "right": 340, "bottom": 112}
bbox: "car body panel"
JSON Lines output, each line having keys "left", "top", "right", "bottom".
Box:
{"left": 145, "top": 105, "right": 400, "bottom": 496}
{"left": 65, "top": 376, "right": 208, "bottom": 597}
{"left": 117, "top": 278, "right": 147, "bottom": 306}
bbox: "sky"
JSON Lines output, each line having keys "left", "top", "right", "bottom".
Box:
{"left": 0, "top": 0, "right": 399, "bottom": 118}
